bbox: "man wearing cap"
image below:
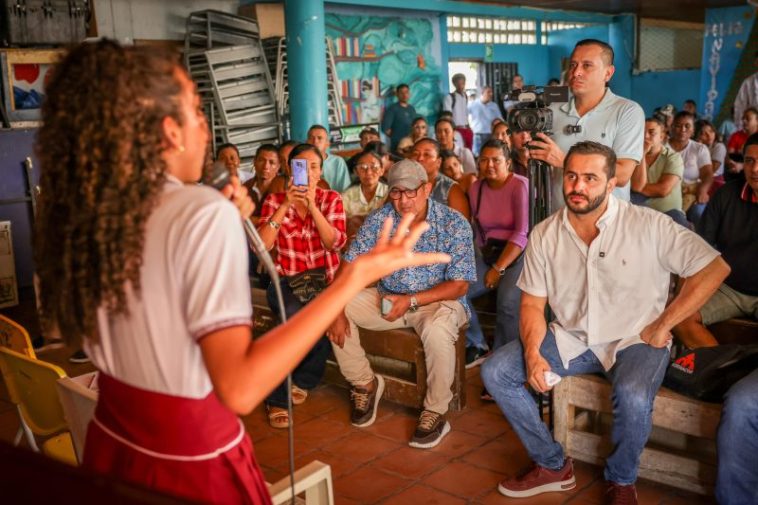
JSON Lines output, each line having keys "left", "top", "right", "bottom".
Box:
{"left": 327, "top": 159, "right": 476, "bottom": 449}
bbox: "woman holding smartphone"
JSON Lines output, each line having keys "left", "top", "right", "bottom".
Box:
{"left": 257, "top": 143, "right": 347, "bottom": 428}
{"left": 35, "top": 41, "right": 445, "bottom": 504}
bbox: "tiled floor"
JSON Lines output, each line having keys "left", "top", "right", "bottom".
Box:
{"left": 0, "top": 342, "right": 717, "bottom": 504}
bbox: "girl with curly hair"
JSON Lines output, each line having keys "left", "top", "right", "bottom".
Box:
{"left": 34, "top": 39, "right": 448, "bottom": 503}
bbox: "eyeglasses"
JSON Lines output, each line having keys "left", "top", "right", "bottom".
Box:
{"left": 356, "top": 163, "right": 382, "bottom": 173}
{"left": 479, "top": 156, "right": 506, "bottom": 165}
{"left": 388, "top": 185, "right": 422, "bottom": 200}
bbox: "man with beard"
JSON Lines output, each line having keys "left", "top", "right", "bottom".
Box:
{"left": 481, "top": 141, "right": 729, "bottom": 505}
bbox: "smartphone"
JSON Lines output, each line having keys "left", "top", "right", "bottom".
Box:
{"left": 381, "top": 297, "right": 393, "bottom": 316}
{"left": 291, "top": 158, "right": 309, "bottom": 186}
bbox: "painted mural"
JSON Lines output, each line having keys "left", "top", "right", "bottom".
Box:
{"left": 325, "top": 13, "right": 442, "bottom": 125}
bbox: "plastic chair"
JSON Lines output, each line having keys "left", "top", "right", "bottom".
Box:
{"left": 0, "top": 314, "right": 36, "bottom": 358}
{"left": 56, "top": 373, "right": 98, "bottom": 463}
{"left": 0, "top": 347, "right": 77, "bottom": 466}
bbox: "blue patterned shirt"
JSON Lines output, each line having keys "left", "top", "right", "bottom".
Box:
{"left": 344, "top": 199, "right": 476, "bottom": 316}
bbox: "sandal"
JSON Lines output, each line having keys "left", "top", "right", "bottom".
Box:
{"left": 267, "top": 406, "right": 290, "bottom": 429}
{"left": 291, "top": 385, "right": 308, "bottom": 405}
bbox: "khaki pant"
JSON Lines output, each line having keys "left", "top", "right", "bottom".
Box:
{"left": 332, "top": 288, "right": 468, "bottom": 415}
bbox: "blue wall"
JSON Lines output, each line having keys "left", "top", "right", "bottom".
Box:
{"left": 448, "top": 44, "right": 552, "bottom": 86}
{"left": 631, "top": 69, "right": 702, "bottom": 117}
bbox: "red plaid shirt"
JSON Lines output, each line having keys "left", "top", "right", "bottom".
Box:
{"left": 259, "top": 188, "right": 347, "bottom": 282}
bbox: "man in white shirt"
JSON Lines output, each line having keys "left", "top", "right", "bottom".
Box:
{"left": 469, "top": 86, "right": 503, "bottom": 155}
{"left": 442, "top": 73, "right": 473, "bottom": 150}
{"left": 529, "top": 39, "right": 645, "bottom": 211}
{"left": 734, "top": 51, "right": 758, "bottom": 126}
{"left": 482, "top": 141, "right": 729, "bottom": 504}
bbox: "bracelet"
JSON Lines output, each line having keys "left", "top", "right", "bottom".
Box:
{"left": 268, "top": 220, "right": 280, "bottom": 230}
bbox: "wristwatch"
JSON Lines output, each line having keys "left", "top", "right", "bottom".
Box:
{"left": 409, "top": 296, "right": 419, "bottom": 312}
{"left": 494, "top": 265, "right": 507, "bottom": 276}
{"left": 268, "top": 220, "right": 280, "bottom": 230}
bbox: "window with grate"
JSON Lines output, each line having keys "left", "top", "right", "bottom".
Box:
{"left": 638, "top": 18, "right": 703, "bottom": 71}
{"left": 540, "top": 21, "right": 595, "bottom": 45}
{"left": 447, "top": 16, "right": 537, "bottom": 45}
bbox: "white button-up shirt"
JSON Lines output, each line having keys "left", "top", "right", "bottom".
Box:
{"left": 549, "top": 89, "right": 645, "bottom": 209}
{"left": 517, "top": 195, "right": 719, "bottom": 370}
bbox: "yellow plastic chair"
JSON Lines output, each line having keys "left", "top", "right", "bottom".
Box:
{"left": 0, "top": 347, "right": 77, "bottom": 466}
{"left": 0, "top": 314, "right": 36, "bottom": 358}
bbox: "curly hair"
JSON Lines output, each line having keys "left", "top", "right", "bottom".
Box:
{"left": 34, "top": 40, "right": 185, "bottom": 346}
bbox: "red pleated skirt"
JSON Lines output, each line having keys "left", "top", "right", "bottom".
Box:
{"left": 83, "top": 373, "right": 272, "bottom": 505}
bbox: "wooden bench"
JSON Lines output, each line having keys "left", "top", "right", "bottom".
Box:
{"left": 553, "top": 375, "right": 721, "bottom": 495}
{"left": 324, "top": 326, "right": 467, "bottom": 412}
{"left": 251, "top": 287, "right": 467, "bottom": 411}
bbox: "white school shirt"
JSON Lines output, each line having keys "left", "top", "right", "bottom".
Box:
{"left": 85, "top": 175, "right": 252, "bottom": 398}
{"left": 517, "top": 195, "right": 719, "bottom": 370}
{"left": 668, "top": 139, "right": 711, "bottom": 184}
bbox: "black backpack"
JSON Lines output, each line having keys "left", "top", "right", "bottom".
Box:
{"left": 663, "top": 345, "right": 758, "bottom": 403}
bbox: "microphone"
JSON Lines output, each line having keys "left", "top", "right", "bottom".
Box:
{"left": 207, "top": 162, "right": 280, "bottom": 284}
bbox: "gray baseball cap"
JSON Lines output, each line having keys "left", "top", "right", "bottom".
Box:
{"left": 387, "top": 159, "right": 428, "bottom": 189}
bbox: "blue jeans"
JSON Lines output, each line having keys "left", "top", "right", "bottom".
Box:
{"left": 481, "top": 330, "right": 670, "bottom": 484}
{"left": 473, "top": 133, "right": 489, "bottom": 156}
{"left": 716, "top": 369, "right": 758, "bottom": 505}
{"left": 465, "top": 251, "right": 523, "bottom": 352}
{"left": 265, "top": 279, "right": 330, "bottom": 408}
{"left": 687, "top": 202, "right": 706, "bottom": 230}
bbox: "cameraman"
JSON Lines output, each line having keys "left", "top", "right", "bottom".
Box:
{"left": 528, "top": 39, "right": 645, "bottom": 211}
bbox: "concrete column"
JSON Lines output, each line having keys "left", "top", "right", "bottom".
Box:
{"left": 284, "top": 0, "right": 329, "bottom": 141}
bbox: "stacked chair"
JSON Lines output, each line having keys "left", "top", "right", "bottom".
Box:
{"left": 184, "top": 10, "right": 281, "bottom": 169}
{"left": 262, "top": 36, "right": 345, "bottom": 134}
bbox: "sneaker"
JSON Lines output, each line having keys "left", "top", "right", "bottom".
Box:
{"left": 408, "top": 410, "right": 450, "bottom": 449}
{"left": 604, "top": 482, "right": 638, "bottom": 505}
{"left": 465, "top": 347, "right": 488, "bottom": 369}
{"left": 497, "top": 458, "right": 576, "bottom": 498}
{"left": 349, "top": 375, "right": 384, "bottom": 427}
{"left": 69, "top": 350, "right": 91, "bottom": 364}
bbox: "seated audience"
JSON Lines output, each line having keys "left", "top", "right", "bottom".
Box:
{"left": 307, "top": 124, "right": 351, "bottom": 192}
{"left": 695, "top": 119, "right": 727, "bottom": 194}
{"left": 244, "top": 144, "right": 280, "bottom": 220}
{"left": 257, "top": 143, "right": 347, "bottom": 428}
{"left": 440, "top": 150, "right": 476, "bottom": 194}
{"left": 510, "top": 129, "right": 532, "bottom": 177}
{"left": 630, "top": 117, "right": 687, "bottom": 227}
{"left": 673, "top": 133, "right": 758, "bottom": 348}
{"left": 411, "top": 138, "right": 470, "bottom": 219}
{"left": 482, "top": 141, "right": 728, "bottom": 504}
{"left": 465, "top": 139, "right": 529, "bottom": 368}
{"left": 326, "top": 159, "right": 475, "bottom": 448}
{"left": 397, "top": 116, "right": 429, "bottom": 157}
{"left": 436, "top": 118, "right": 476, "bottom": 174}
{"left": 341, "top": 149, "right": 388, "bottom": 241}
{"left": 363, "top": 140, "right": 396, "bottom": 179}
{"left": 490, "top": 122, "right": 511, "bottom": 149}
{"left": 674, "top": 134, "right": 758, "bottom": 505}
{"left": 438, "top": 111, "right": 464, "bottom": 148}
{"left": 216, "top": 143, "right": 241, "bottom": 178}
{"left": 347, "top": 127, "right": 381, "bottom": 176}
{"left": 725, "top": 107, "right": 758, "bottom": 177}
{"left": 668, "top": 111, "right": 712, "bottom": 227}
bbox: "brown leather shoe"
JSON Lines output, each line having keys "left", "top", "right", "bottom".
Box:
{"left": 604, "top": 482, "right": 638, "bottom": 505}
{"left": 497, "top": 457, "right": 576, "bottom": 498}
{"left": 349, "top": 375, "right": 384, "bottom": 427}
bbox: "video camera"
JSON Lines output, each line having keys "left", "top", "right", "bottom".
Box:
{"left": 507, "top": 85, "right": 569, "bottom": 135}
